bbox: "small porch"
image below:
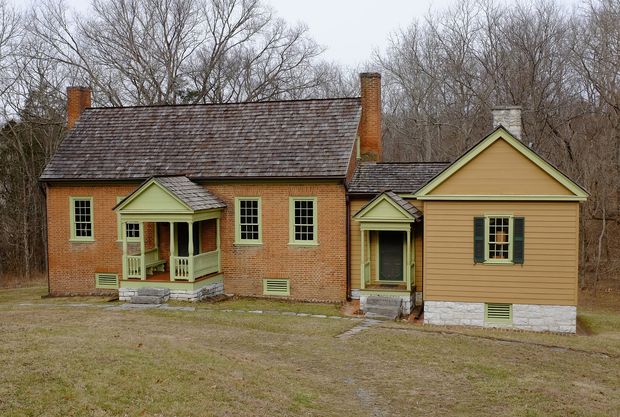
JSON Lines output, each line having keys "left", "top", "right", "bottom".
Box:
{"left": 115, "top": 176, "right": 227, "bottom": 286}
{"left": 353, "top": 191, "right": 423, "bottom": 316}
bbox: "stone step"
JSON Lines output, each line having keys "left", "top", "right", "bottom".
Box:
{"left": 364, "top": 296, "right": 403, "bottom": 307}
{"left": 136, "top": 287, "right": 170, "bottom": 297}
{"left": 130, "top": 295, "right": 167, "bottom": 304}
{"left": 364, "top": 305, "right": 402, "bottom": 320}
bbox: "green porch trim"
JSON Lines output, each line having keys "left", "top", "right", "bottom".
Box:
{"left": 353, "top": 193, "right": 417, "bottom": 222}
{"left": 120, "top": 274, "right": 223, "bottom": 291}
{"left": 414, "top": 127, "right": 589, "bottom": 199}
{"left": 360, "top": 222, "right": 411, "bottom": 231}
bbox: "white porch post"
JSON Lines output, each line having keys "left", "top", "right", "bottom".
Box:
{"left": 139, "top": 221, "right": 146, "bottom": 280}
{"left": 216, "top": 218, "right": 221, "bottom": 272}
{"left": 121, "top": 221, "right": 127, "bottom": 280}
{"left": 360, "top": 228, "right": 365, "bottom": 290}
{"left": 169, "top": 222, "right": 175, "bottom": 281}
{"left": 188, "top": 221, "right": 195, "bottom": 282}
{"left": 406, "top": 228, "right": 411, "bottom": 292}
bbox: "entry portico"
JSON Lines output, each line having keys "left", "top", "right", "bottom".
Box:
{"left": 114, "top": 176, "right": 226, "bottom": 291}
{"left": 353, "top": 191, "right": 422, "bottom": 313}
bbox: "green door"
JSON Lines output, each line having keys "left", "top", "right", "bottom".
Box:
{"left": 378, "top": 231, "right": 404, "bottom": 281}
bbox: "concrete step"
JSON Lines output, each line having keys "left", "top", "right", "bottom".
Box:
{"left": 364, "top": 296, "right": 403, "bottom": 307}
{"left": 365, "top": 305, "right": 402, "bottom": 320}
{"left": 130, "top": 295, "right": 167, "bottom": 304}
{"left": 136, "top": 287, "right": 170, "bottom": 297}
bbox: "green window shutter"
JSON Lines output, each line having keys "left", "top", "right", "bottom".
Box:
{"left": 513, "top": 217, "right": 525, "bottom": 264}
{"left": 473, "top": 217, "right": 485, "bottom": 263}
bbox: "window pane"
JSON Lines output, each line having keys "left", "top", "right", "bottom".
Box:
{"left": 73, "top": 199, "right": 92, "bottom": 238}
{"left": 239, "top": 199, "right": 260, "bottom": 241}
{"left": 294, "top": 200, "right": 314, "bottom": 241}
{"left": 488, "top": 217, "right": 510, "bottom": 259}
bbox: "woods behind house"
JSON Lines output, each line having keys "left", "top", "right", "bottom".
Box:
{"left": 0, "top": 0, "right": 618, "bottom": 289}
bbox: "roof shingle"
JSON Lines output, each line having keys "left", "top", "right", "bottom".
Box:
{"left": 41, "top": 98, "right": 361, "bottom": 181}
{"left": 348, "top": 162, "right": 450, "bottom": 194}
{"left": 154, "top": 176, "right": 226, "bottom": 211}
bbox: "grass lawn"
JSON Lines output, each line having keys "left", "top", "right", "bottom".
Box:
{"left": 0, "top": 287, "right": 618, "bottom": 417}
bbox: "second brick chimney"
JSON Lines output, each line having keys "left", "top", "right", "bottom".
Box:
{"left": 359, "top": 73, "right": 382, "bottom": 161}
{"left": 67, "top": 86, "right": 92, "bottom": 129}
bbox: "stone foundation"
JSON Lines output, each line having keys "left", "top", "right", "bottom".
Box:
{"left": 360, "top": 293, "right": 414, "bottom": 316}
{"left": 350, "top": 288, "right": 360, "bottom": 300}
{"left": 424, "top": 301, "right": 576, "bottom": 333}
{"left": 119, "top": 280, "right": 224, "bottom": 302}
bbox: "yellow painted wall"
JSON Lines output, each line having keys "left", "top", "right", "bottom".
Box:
{"left": 430, "top": 139, "right": 573, "bottom": 196}
{"left": 350, "top": 198, "right": 423, "bottom": 292}
{"left": 423, "top": 201, "right": 579, "bottom": 305}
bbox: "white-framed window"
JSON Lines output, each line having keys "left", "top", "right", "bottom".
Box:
{"left": 70, "top": 197, "right": 94, "bottom": 241}
{"left": 235, "top": 197, "right": 262, "bottom": 244}
{"left": 486, "top": 215, "right": 513, "bottom": 263}
{"left": 289, "top": 197, "right": 317, "bottom": 245}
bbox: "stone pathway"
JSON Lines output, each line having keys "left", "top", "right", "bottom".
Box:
{"left": 16, "top": 302, "right": 372, "bottom": 339}
{"left": 335, "top": 319, "right": 381, "bottom": 339}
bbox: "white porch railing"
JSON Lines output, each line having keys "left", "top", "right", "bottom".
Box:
{"left": 171, "top": 249, "right": 219, "bottom": 281}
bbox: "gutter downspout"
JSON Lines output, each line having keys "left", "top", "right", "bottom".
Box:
{"left": 345, "top": 192, "right": 351, "bottom": 301}
{"left": 42, "top": 183, "right": 50, "bottom": 296}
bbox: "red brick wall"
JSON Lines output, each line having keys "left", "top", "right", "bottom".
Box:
{"left": 46, "top": 183, "right": 139, "bottom": 295}
{"left": 47, "top": 181, "right": 348, "bottom": 301}
{"left": 206, "top": 182, "right": 347, "bottom": 302}
{"left": 359, "top": 73, "right": 382, "bottom": 161}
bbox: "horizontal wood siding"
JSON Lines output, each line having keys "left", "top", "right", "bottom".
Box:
{"left": 430, "top": 139, "right": 573, "bottom": 196}
{"left": 423, "top": 201, "right": 579, "bottom": 305}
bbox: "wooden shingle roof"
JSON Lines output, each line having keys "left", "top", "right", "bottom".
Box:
{"left": 348, "top": 162, "right": 450, "bottom": 194}
{"left": 41, "top": 98, "right": 362, "bottom": 181}
{"left": 153, "top": 176, "right": 226, "bottom": 211}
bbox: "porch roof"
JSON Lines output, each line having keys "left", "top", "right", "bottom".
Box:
{"left": 353, "top": 190, "right": 422, "bottom": 223}
{"left": 115, "top": 176, "right": 226, "bottom": 219}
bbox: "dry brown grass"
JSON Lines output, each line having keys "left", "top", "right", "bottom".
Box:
{"left": 0, "top": 288, "right": 618, "bottom": 417}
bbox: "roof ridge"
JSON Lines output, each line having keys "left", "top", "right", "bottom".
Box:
{"left": 82, "top": 96, "right": 362, "bottom": 112}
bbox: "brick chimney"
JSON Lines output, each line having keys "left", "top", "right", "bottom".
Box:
{"left": 492, "top": 105, "right": 522, "bottom": 140}
{"left": 359, "top": 73, "right": 382, "bottom": 161}
{"left": 66, "top": 86, "right": 91, "bottom": 129}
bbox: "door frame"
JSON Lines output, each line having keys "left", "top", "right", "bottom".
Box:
{"left": 376, "top": 230, "right": 406, "bottom": 283}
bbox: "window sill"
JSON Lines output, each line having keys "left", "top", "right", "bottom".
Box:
{"left": 288, "top": 242, "right": 319, "bottom": 247}
{"left": 70, "top": 238, "right": 95, "bottom": 243}
{"left": 483, "top": 259, "right": 514, "bottom": 265}
{"left": 234, "top": 241, "right": 263, "bottom": 247}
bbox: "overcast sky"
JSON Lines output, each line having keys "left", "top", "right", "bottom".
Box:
{"left": 39, "top": 0, "right": 579, "bottom": 67}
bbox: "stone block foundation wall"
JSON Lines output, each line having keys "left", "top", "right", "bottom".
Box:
{"left": 119, "top": 280, "right": 224, "bottom": 302}
{"left": 424, "top": 300, "right": 576, "bottom": 333}
{"left": 360, "top": 293, "right": 414, "bottom": 315}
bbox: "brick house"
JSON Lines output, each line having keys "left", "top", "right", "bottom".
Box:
{"left": 41, "top": 73, "right": 588, "bottom": 332}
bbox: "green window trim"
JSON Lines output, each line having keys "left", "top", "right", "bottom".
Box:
{"left": 69, "top": 197, "right": 94, "bottom": 242}
{"left": 262, "top": 278, "right": 290, "bottom": 296}
{"left": 116, "top": 196, "right": 141, "bottom": 242}
{"left": 234, "top": 197, "right": 262, "bottom": 245}
{"left": 95, "top": 273, "right": 119, "bottom": 289}
{"left": 289, "top": 197, "right": 318, "bottom": 246}
{"left": 484, "top": 303, "right": 513, "bottom": 324}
